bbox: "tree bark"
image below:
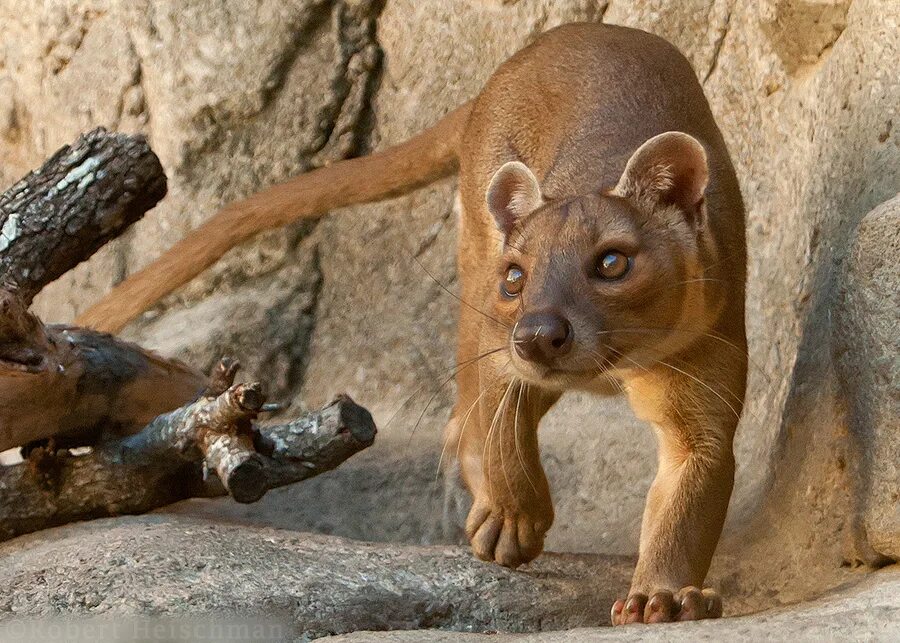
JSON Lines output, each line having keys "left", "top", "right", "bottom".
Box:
{"left": 0, "top": 128, "right": 166, "bottom": 304}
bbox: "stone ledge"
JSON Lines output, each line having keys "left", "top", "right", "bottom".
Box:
{"left": 0, "top": 515, "right": 632, "bottom": 640}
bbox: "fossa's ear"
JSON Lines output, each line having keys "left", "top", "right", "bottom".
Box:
{"left": 614, "top": 131, "right": 708, "bottom": 225}
{"left": 486, "top": 161, "right": 543, "bottom": 236}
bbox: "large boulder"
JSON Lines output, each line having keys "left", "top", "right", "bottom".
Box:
{"left": 0, "top": 515, "right": 631, "bottom": 638}
{"left": 0, "top": 514, "right": 895, "bottom": 642}
{"left": 834, "top": 195, "right": 900, "bottom": 562}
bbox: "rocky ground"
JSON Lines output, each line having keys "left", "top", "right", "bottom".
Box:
{"left": 0, "top": 0, "right": 897, "bottom": 640}
{"left": 327, "top": 568, "right": 900, "bottom": 642}
{"left": 0, "top": 514, "right": 896, "bottom": 641}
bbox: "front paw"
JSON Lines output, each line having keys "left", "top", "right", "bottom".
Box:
{"left": 465, "top": 495, "right": 553, "bottom": 568}
{"left": 610, "top": 586, "right": 723, "bottom": 625}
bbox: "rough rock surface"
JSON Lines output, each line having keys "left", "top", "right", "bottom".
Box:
{"left": 0, "top": 515, "right": 633, "bottom": 639}
{"left": 325, "top": 567, "right": 900, "bottom": 641}
{"left": 0, "top": 0, "right": 898, "bottom": 637}
{"left": 0, "top": 515, "right": 895, "bottom": 641}
{"left": 1, "top": 0, "right": 382, "bottom": 398}
{"left": 834, "top": 195, "right": 900, "bottom": 563}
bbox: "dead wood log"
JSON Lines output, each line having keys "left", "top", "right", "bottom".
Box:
{"left": 0, "top": 130, "right": 203, "bottom": 453}
{"left": 0, "top": 129, "right": 376, "bottom": 542}
{"left": 0, "top": 128, "right": 166, "bottom": 304}
{"left": 0, "top": 364, "right": 376, "bottom": 542}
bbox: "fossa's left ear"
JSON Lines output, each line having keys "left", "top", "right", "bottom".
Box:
{"left": 614, "top": 131, "right": 708, "bottom": 225}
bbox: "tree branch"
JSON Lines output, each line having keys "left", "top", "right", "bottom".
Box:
{"left": 0, "top": 289, "right": 206, "bottom": 454}
{"left": 0, "top": 130, "right": 200, "bottom": 453}
{"left": 0, "top": 375, "right": 376, "bottom": 543}
{"left": 0, "top": 128, "right": 166, "bottom": 304}
{"left": 0, "top": 129, "right": 376, "bottom": 544}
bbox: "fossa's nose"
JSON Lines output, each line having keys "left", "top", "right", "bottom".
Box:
{"left": 513, "top": 311, "right": 573, "bottom": 364}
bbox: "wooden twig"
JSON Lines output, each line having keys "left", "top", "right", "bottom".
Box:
{"left": 0, "top": 128, "right": 166, "bottom": 304}
{"left": 0, "top": 373, "right": 376, "bottom": 542}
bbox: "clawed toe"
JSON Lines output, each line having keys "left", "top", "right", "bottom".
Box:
{"left": 645, "top": 591, "right": 675, "bottom": 623}
{"left": 676, "top": 586, "right": 706, "bottom": 620}
{"left": 695, "top": 588, "right": 722, "bottom": 619}
{"left": 611, "top": 587, "right": 723, "bottom": 625}
{"left": 466, "top": 504, "right": 548, "bottom": 568}
{"left": 625, "top": 594, "right": 647, "bottom": 624}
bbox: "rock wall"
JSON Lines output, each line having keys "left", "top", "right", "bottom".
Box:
{"left": 1, "top": 0, "right": 897, "bottom": 615}
{"left": 835, "top": 195, "right": 900, "bottom": 563}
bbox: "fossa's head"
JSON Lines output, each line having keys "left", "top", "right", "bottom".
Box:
{"left": 485, "top": 131, "right": 715, "bottom": 389}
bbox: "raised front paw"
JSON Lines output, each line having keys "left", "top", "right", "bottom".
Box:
{"left": 610, "top": 586, "right": 723, "bottom": 625}
{"left": 465, "top": 496, "right": 553, "bottom": 568}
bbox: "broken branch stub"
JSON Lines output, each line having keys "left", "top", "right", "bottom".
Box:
{"left": 0, "top": 128, "right": 166, "bottom": 303}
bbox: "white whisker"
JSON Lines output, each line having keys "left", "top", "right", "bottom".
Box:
{"left": 514, "top": 380, "right": 538, "bottom": 494}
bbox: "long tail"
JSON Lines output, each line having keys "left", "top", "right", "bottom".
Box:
{"left": 75, "top": 102, "right": 473, "bottom": 333}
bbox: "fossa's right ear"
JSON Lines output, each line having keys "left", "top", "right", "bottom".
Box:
{"left": 486, "top": 161, "right": 543, "bottom": 236}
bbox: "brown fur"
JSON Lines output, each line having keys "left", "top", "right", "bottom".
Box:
{"left": 78, "top": 23, "right": 747, "bottom": 624}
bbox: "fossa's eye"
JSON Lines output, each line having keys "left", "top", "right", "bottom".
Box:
{"left": 595, "top": 251, "right": 631, "bottom": 280}
{"left": 501, "top": 265, "right": 525, "bottom": 297}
